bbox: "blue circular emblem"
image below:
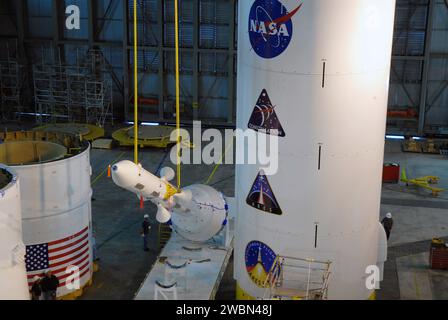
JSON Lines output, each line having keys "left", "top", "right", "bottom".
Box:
{"left": 245, "top": 240, "right": 280, "bottom": 287}
{"left": 249, "top": 0, "right": 300, "bottom": 59}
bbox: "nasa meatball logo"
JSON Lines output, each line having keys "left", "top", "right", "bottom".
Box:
{"left": 249, "top": 0, "right": 303, "bottom": 59}
{"left": 245, "top": 241, "right": 281, "bottom": 288}
{"left": 248, "top": 89, "right": 285, "bottom": 137}
{"left": 246, "top": 170, "right": 282, "bottom": 215}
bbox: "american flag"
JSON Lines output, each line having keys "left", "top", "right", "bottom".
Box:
{"left": 25, "top": 227, "right": 91, "bottom": 288}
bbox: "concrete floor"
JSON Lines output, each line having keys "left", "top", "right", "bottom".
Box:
{"left": 2, "top": 120, "right": 448, "bottom": 300}
{"left": 83, "top": 137, "right": 448, "bottom": 300}
{"left": 80, "top": 145, "right": 235, "bottom": 300}
{"left": 377, "top": 140, "right": 448, "bottom": 300}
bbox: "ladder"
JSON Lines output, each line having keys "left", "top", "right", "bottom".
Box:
{"left": 158, "top": 223, "right": 173, "bottom": 249}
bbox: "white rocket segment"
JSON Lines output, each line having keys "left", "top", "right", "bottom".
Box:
{"left": 156, "top": 204, "right": 172, "bottom": 224}
{"left": 160, "top": 167, "right": 175, "bottom": 182}
{"left": 111, "top": 161, "right": 228, "bottom": 242}
{"left": 172, "top": 189, "right": 193, "bottom": 209}
{"left": 112, "top": 160, "right": 169, "bottom": 200}
{"left": 170, "top": 185, "right": 228, "bottom": 242}
{"left": 0, "top": 165, "right": 30, "bottom": 300}
{"left": 235, "top": 0, "right": 396, "bottom": 299}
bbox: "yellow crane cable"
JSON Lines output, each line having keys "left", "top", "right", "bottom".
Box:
{"left": 205, "top": 136, "right": 235, "bottom": 185}
{"left": 174, "top": 0, "right": 181, "bottom": 189}
{"left": 133, "top": 0, "right": 139, "bottom": 164}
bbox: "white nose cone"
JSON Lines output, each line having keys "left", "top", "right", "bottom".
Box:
{"left": 111, "top": 160, "right": 138, "bottom": 189}
{"left": 156, "top": 204, "right": 172, "bottom": 223}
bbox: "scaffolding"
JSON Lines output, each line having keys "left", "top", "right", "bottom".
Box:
{"left": 33, "top": 47, "right": 113, "bottom": 127}
{"left": 0, "top": 41, "right": 25, "bottom": 120}
{"left": 262, "top": 255, "right": 332, "bottom": 300}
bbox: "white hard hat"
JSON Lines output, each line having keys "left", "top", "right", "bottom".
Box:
{"left": 144, "top": 214, "right": 149, "bottom": 219}
{"left": 386, "top": 213, "right": 392, "bottom": 219}
{"left": 33, "top": 276, "right": 40, "bottom": 282}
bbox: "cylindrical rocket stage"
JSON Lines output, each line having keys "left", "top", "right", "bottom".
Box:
{"left": 0, "top": 165, "right": 29, "bottom": 300}
{"left": 0, "top": 131, "right": 94, "bottom": 298}
{"left": 235, "top": 0, "right": 396, "bottom": 299}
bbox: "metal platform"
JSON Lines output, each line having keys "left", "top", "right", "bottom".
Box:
{"left": 34, "top": 123, "right": 105, "bottom": 141}
{"left": 135, "top": 220, "right": 234, "bottom": 300}
{"left": 112, "top": 125, "right": 174, "bottom": 148}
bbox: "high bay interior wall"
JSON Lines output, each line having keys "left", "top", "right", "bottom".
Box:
{"left": 0, "top": 0, "right": 447, "bottom": 135}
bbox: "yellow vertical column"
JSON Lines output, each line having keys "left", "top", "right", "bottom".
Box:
{"left": 133, "top": 0, "right": 139, "bottom": 164}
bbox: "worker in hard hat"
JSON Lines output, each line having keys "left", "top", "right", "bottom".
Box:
{"left": 141, "top": 214, "right": 152, "bottom": 252}
{"left": 381, "top": 213, "right": 394, "bottom": 240}
{"left": 30, "top": 276, "right": 42, "bottom": 300}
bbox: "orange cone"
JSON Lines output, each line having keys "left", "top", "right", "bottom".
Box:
{"left": 107, "top": 165, "right": 111, "bottom": 178}
{"left": 140, "top": 195, "right": 144, "bottom": 209}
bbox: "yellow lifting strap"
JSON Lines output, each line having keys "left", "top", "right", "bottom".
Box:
{"left": 174, "top": 0, "right": 182, "bottom": 189}
{"left": 133, "top": 0, "right": 182, "bottom": 189}
{"left": 133, "top": 0, "right": 139, "bottom": 165}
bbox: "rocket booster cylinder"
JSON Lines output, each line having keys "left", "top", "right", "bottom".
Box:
{"left": 235, "top": 0, "right": 396, "bottom": 300}
{"left": 112, "top": 160, "right": 175, "bottom": 201}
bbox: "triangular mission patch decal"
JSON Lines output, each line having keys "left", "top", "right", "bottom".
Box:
{"left": 246, "top": 170, "right": 282, "bottom": 215}
{"left": 248, "top": 89, "right": 286, "bottom": 137}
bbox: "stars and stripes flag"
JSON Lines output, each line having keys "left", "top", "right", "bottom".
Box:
{"left": 25, "top": 226, "right": 91, "bottom": 288}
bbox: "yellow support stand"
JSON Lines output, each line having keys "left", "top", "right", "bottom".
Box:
{"left": 236, "top": 282, "right": 377, "bottom": 300}
{"left": 33, "top": 123, "right": 105, "bottom": 142}
{"left": 112, "top": 126, "right": 174, "bottom": 148}
{"left": 57, "top": 278, "right": 93, "bottom": 301}
{"left": 158, "top": 223, "right": 173, "bottom": 249}
{"left": 368, "top": 291, "right": 377, "bottom": 300}
{"left": 236, "top": 282, "right": 256, "bottom": 300}
{"left": 401, "top": 168, "right": 445, "bottom": 196}
{"left": 57, "top": 261, "right": 100, "bottom": 300}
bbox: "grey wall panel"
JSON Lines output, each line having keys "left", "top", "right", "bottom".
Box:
{"left": 0, "top": 0, "right": 446, "bottom": 130}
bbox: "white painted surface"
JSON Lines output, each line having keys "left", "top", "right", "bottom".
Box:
{"left": 0, "top": 165, "right": 29, "bottom": 299}
{"left": 135, "top": 225, "right": 233, "bottom": 300}
{"left": 396, "top": 253, "right": 433, "bottom": 300}
{"left": 235, "top": 0, "right": 396, "bottom": 299}
{"left": 112, "top": 160, "right": 228, "bottom": 242}
{"left": 381, "top": 205, "right": 448, "bottom": 247}
{"left": 377, "top": 222, "right": 388, "bottom": 281}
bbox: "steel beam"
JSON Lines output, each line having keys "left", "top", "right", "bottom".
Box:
{"left": 52, "top": 0, "right": 62, "bottom": 44}
{"left": 426, "top": 81, "right": 448, "bottom": 113}
{"left": 392, "top": 55, "right": 424, "bottom": 61}
{"left": 192, "top": 0, "right": 199, "bottom": 121}
{"left": 87, "top": 0, "right": 95, "bottom": 46}
{"left": 227, "top": 0, "right": 236, "bottom": 124}
{"left": 418, "top": 0, "right": 436, "bottom": 135}
{"left": 157, "top": 1, "right": 165, "bottom": 121}
{"left": 96, "top": 0, "right": 119, "bottom": 40}
{"left": 16, "top": 0, "right": 28, "bottom": 62}
{"left": 123, "top": 0, "right": 130, "bottom": 120}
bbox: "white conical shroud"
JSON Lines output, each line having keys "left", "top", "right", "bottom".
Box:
{"left": 156, "top": 204, "right": 172, "bottom": 223}
{"left": 172, "top": 189, "right": 193, "bottom": 209}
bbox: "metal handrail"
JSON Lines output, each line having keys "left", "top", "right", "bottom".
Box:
{"left": 261, "top": 254, "right": 332, "bottom": 300}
